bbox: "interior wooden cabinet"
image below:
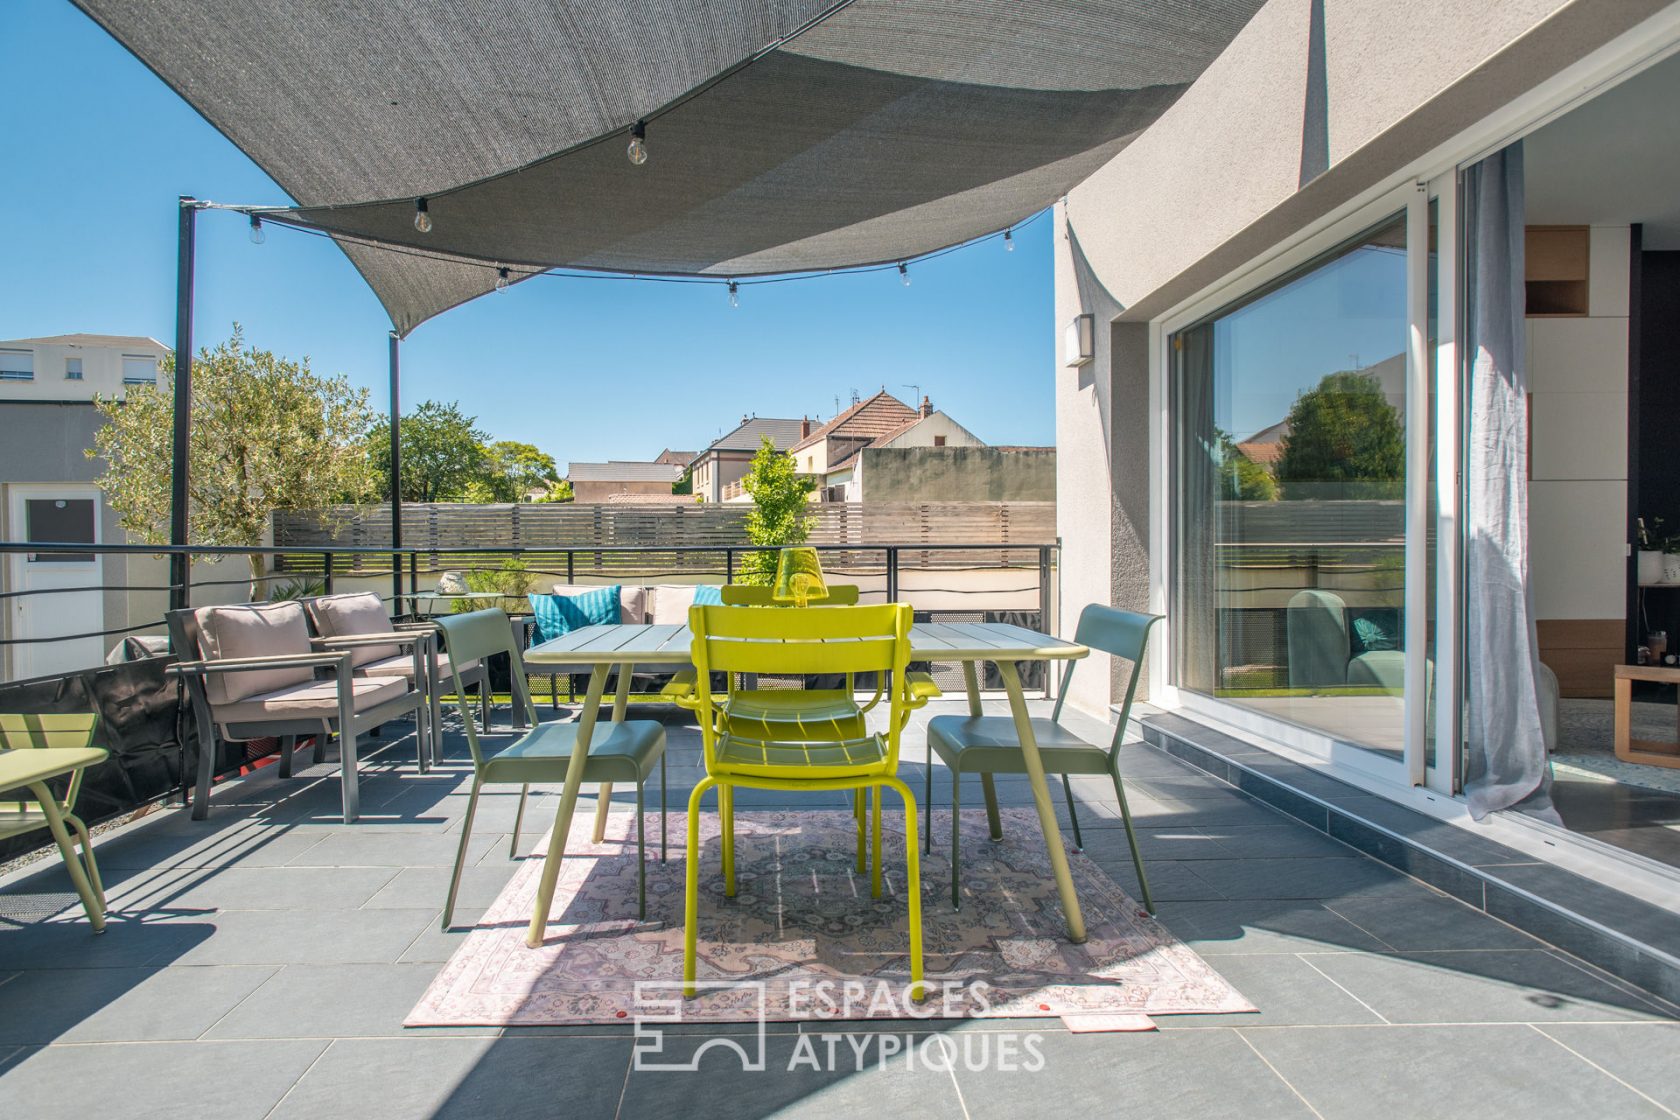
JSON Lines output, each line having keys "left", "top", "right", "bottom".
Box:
{"left": 1525, "top": 225, "right": 1590, "bottom": 316}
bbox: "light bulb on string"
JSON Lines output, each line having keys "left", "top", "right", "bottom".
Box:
{"left": 495, "top": 267, "right": 510, "bottom": 293}
{"left": 898, "top": 262, "right": 910, "bottom": 288}
{"left": 1004, "top": 228, "right": 1014, "bottom": 252}
{"left": 727, "top": 281, "right": 740, "bottom": 309}
{"left": 248, "top": 215, "right": 265, "bottom": 244}
{"left": 413, "top": 197, "right": 432, "bottom": 233}
{"left": 627, "top": 121, "right": 648, "bottom": 166}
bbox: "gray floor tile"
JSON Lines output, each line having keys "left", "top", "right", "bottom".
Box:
{"left": 1154, "top": 899, "right": 1391, "bottom": 955}
{"left": 619, "top": 1032, "right": 967, "bottom": 1120}
{"left": 170, "top": 908, "right": 438, "bottom": 966}
{"left": 1185, "top": 856, "right": 1405, "bottom": 900}
{"left": 0, "top": 1039, "right": 327, "bottom": 1120}
{"left": 954, "top": 1026, "right": 1315, "bottom": 1120}
{"left": 1153, "top": 954, "right": 1384, "bottom": 1028}
{"left": 204, "top": 962, "right": 466, "bottom": 1039}
{"left": 0, "top": 913, "right": 218, "bottom": 970}
{"left": 109, "top": 865, "right": 401, "bottom": 912}
{"left": 284, "top": 829, "right": 506, "bottom": 868}
{"left": 1324, "top": 888, "right": 1541, "bottom": 951}
{"left": 1090, "top": 857, "right": 1224, "bottom": 902}
{"left": 397, "top": 912, "right": 476, "bottom": 962}
{"left": 1537, "top": 1023, "right": 1680, "bottom": 1111}
{"left": 93, "top": 817, "right": 330, "bottom": 871}
{"left": 362, "top": 864, "right": 518, "bottom": 911}
{"left": 0, "top": 965, "right": 275, "bottom": 1044}
{"left": 1304, "top": 950, "right": 1675, "bottom": 1024}
{"left": 1245, "top": 1024, "right": 1675, "bottom": 1120}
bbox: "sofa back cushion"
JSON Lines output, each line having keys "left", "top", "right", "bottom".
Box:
{"left": 529, "top": 586, "right": 622, "bottom": 644}
{"left": 550, "top": 583, "right": 644, "bottom": 624}
{"left": 193, "top": 601, "right": 316, "bottom": 705}
{"left": 649, "top": 584, "right": 723, "bottom": 625}
{"left": 310, "top": 592, "right": 401, "bottom": 666}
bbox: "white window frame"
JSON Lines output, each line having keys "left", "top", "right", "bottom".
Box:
{"left": 0, "top": 348, "right": 34, "bottom": 382}
{"left": 65, "top": 356, "right": 84, "bottom": 381}
{"left": 121, "top": 354, "right": 158, "bottom": 385}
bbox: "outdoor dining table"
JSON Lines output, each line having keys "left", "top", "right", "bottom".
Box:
{"left": 519, "top": 620, "right": 1092, "bottom": 947}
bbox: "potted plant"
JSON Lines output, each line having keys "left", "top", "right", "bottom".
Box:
{"left": 1639, "top": 518, "right": 1666, "bottom": 585}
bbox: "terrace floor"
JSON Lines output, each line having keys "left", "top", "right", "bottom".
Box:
{"left": 2, "top": 699, "right": 1678, "bottom": 1119}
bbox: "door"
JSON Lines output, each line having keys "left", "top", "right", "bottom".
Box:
{"left": 7, "top": 486, "right": 104, "bottom": 681}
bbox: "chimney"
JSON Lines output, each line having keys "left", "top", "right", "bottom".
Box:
{"left": 919, "top": 395, "right": 933, "bottom": 418}
{"left": 801, "top": 416, "right": 812, "bottom": 438}
{"left": 741, "top": 413, "right": 749, "bottom": 425}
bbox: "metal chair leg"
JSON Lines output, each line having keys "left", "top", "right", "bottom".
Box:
{"left": 870, "top": 785, "right": 883, "bottom": 899}
{"left": 1062, "top": 773, "right": 1084, "bottom": 852}
{"left": 636, "top": 781, "right": 647, "bottom": 920}
{"left": 923, "top": 750, "right": 934, "bottom": 853}
{"left": 682, "top": 777, "right": 716, "bottom": 998}
{"left": 853, "top": 788, "right": 867, "bottom": 873}
{"left": 442, "top": 778, "right": 482, "bottom": 930}
{"left": 950, "top": 770, "right": 962, "bottom": 911}
{"left": 720, "top": 784, "right": 736, "bottom": 898}
{"left": 277, "top": 735, "right": 297, "bottom": 779}
{"left": 67, "top": 812, "right": 105, "bottom": 909}
{"left": 510, "top": 784, "right": 529, "bottom": 859}
{"left": 1110, "top": 766, "right": 1154, "bottom": 915}
{"left": 659, "top": 750, "right": 668, "bottom": 862}
{"left": 31, "top": 783, "right": 103, "bottom": 932}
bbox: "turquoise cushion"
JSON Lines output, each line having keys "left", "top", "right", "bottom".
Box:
{"left": 694, "top": 585, "right": 723, "bottom": 606}
{"left": 528, "top": 586, "right": 620, "bottom": 643}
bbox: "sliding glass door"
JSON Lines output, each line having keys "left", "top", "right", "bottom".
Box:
{"left": 1172, "top": 213, "right": 1417, "bottom": 761}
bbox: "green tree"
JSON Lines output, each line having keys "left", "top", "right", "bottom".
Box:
{"left": 737, "top": 436, "right": 816, "bottom": 584}
{"left": 1274, "top": 371, "right": 1404, "bottom": 499}
{"left": 671, "top": 467, "right": 693, "bottom": 496}
{"left": 1214, "top": 428, "right": 1278, "bottom": 502}
{"left": 367, "top": 401, "right": 491, "bottom": 502}
{"left": 533, "top": 479, "right": 575, "bottom": 503}
{"left": 463, "top": 440, "right": 561, "bottom": 502}
{"left": 89, "top": 326, "right": 377, "bottom": 593}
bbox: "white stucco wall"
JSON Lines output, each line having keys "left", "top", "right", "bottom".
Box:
{"left": 1052, "top": 0, "right": 1672, "bottom": 715}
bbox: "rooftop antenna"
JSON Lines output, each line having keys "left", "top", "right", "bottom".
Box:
{"left": 903, "top": 383, "right": 922, "bottom": 403}
{"left": 850, "top": 388, "right": 860, "bottom": 405}
{"left": 833, "top": 395, "right": 841, "bottom": 415}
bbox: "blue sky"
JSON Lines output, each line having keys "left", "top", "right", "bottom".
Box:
{"left": 0, "top": 0, "right": 1054, "bottom": 468}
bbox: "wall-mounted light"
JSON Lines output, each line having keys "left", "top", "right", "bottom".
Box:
{"left": 1064, "top": 314, "right": 1094, "bottom": 368}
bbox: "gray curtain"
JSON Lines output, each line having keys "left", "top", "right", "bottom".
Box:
{"left": 1462, "top": 143, "right": 1556, "bottom": 821}
{"left": 1176, "top": 322, "right": 1219, "bottom": 693}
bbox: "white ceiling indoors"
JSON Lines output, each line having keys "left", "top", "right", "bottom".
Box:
{"left": 1525, "top": 49, "right": 1680, "bottom": 248}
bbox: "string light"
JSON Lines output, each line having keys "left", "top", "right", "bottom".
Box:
{"left": 627, "top": 121, "right": 648, "bottom": 166}
{"left": 495, "top": 266, "right": 510, "bottom": 293}
{"left": 248, "top": 215, "right": 265, "bottom": 244}
{"left": 898, "top": 261, "right": 910, "bottom": 287}
{"left": 727, "top": 280, "right": 739, "bottom": 309}
{"left": 1004, "top": 228, "right": 1014, "bottom": 252}
{"left": 413, "top": 197, "right": 432, "bottom": 233}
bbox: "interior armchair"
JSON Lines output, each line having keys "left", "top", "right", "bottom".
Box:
{"left": 166, "top": 601, "right": 425, "bottom": 822}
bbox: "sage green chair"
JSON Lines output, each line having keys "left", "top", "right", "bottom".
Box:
{"left": 438, "top": 609, "right": 666, "bottom": 929}
{"left": 925, "top": 604, "right": 1162, "bottom": 914}
{"left": 0, "top": 713, "right": 108, "bottom": 931}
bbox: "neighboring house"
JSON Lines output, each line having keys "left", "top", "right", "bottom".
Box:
{"left": 839, "top": 445, "right": 1055, "bottom": 503}
{"left": 688, "top": 415, "right": 808, "bottom": 503}
{"left": 1053, "top": 0, "right": 1680, "bottom": 888}
{"left": 566, "top": 460, "right": 684, "bottom": 503}
{"left": 652, "top": 449, "right": 694, "bottom": 468}
{"left": 817, "top": 397, "right": 986, "bottom": 501}
{"left": 0, "top": 333, "right": 170, "bottom": 681}
{"left": 788, "top": 391, "right": 986, "bottom": 501}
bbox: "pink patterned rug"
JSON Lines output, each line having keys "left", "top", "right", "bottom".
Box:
{"left": 407, "top": 807, "right": 1253, "bottom": 1026}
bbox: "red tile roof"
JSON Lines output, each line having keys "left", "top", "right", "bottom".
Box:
{"left": 788, "top": 391, "right": 918, "bottom": 453}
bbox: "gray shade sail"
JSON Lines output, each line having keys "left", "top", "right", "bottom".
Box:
{"left": 75, "top": 0, "right": 1262, "bottom": 335}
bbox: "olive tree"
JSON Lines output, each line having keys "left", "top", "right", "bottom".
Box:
{"left": 89, "top": 327, "right": 377, "bottom": 595}
{"left": 738, "top": 435, "right": 816, "bottom": 584}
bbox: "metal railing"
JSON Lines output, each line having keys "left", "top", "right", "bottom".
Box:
{"left": 0, "top": 540, "right": 1060, "bottom": 685}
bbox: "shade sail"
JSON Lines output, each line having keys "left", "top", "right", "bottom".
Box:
{"left": 75, "top": 0, "right": 1262, "bottom": 334}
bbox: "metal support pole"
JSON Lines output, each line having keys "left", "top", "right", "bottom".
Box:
{"left": 388, "top": 331, "right": 403, "bottom": 612}
{"left": 169, "top": 198, "right": 197, "bottom": 611}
